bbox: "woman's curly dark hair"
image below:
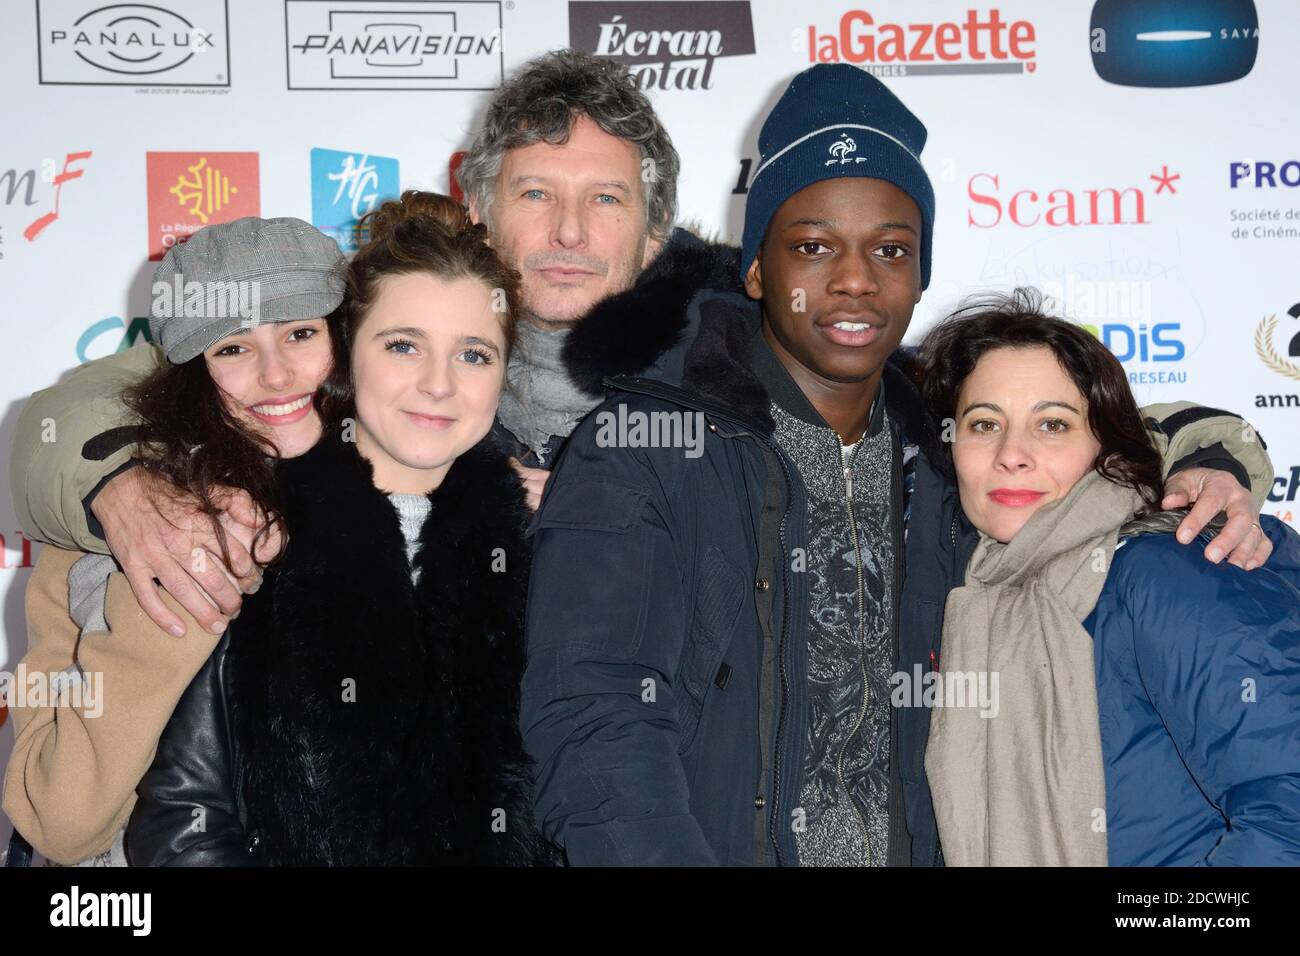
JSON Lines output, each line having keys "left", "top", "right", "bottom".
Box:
{"left": 915, "top": 287, "right": 1166, "bottom": 514}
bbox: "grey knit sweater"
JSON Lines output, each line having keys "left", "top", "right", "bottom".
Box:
{"left": 388, "top": 493, "right": 432, "bottom": 581}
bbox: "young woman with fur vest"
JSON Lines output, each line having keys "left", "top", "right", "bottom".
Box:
{"left": 124, "top": 192, "right": 555, "bottom": 866}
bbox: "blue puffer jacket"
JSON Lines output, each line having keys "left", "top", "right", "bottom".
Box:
{"left": 1084, "top": 515, "right": 1300, "bottom": 866}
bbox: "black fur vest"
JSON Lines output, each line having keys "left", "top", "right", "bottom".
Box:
{"left": 227, "top": 431, "right": 552, "bottom": 865}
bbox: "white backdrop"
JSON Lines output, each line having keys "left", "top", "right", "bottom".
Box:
{"left": 2, "top": 0, "right": 1298, "bottom": 841}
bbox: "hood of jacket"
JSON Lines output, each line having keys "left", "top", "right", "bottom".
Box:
{"left": 561, "top": 227, "right": 744, "bottom": 397}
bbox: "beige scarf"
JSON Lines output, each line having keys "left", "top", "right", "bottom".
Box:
{"left": 925, "top": 470, "right": 1144, "bottom": 866}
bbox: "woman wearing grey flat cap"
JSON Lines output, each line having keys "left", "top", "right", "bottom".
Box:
{"left": 125, "top": 192, "right": 556, "bottom": 866}
{"left": 4, "top": 216, "right": 347, "bottom": 866}
{"left": 9, "top": 196, "right": 557, "bottom": 866}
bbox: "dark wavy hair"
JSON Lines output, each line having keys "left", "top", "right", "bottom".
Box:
{"left": 314, "top": 190, "right": 523, "bottom": 437}
{"left": 121, "top": 315, "right": 333, "bottom": 569}
{"left": 916, "top": 287, "right": 1164, "bottom": 513}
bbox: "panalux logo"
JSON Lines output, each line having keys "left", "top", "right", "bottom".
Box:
{"left": 286, "top": 0, "right": 503, "bottom": 90}
{"left": 1254, "top": 303, "right": 1300, "bottom": 383}
{"left": 1090, "top": 0, "right": 1258, "bottom": 88}
{"left": 569, "top": 1, "right": 755, "bottom": 91}
{"left": 36, "top": 0, "right": 231, "bottom": 86}
{"left": 145, "top": 152, "right": 260, "bottom": 261}
{"left": 807, "top": 8, "right": 1036, "bottom": 75}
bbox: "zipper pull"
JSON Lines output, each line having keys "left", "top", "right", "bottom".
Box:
{"left": 844, "top": 465, "right": 853, "bottom": 498}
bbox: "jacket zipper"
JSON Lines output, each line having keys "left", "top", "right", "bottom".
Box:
{"left": 768, "top": 450, "right": 795, "bottom": 867}
{"left": 887, "top": 427, "right": 905, "bottom": 866}
{"left": 836, "top": 433, "right": 874, "bottom": 863}
{"left": 602, "top": 376, "right": 798, "bottom": 867}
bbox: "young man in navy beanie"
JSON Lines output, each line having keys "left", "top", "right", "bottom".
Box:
{"left": 520, "top": 64, "right": 1272, "bottom": 866}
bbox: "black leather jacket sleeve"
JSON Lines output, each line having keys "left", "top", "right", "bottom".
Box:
{"left": 126, "top": 632, "right": 262, "bottom": 866}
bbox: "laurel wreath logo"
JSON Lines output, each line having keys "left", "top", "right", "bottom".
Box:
{"left": 1254, "top": 314, "right": 1300, "bottom": 382}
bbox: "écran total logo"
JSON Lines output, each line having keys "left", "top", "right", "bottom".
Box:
{"left": 570, "top": 1, "right": 756, "bottom": 91}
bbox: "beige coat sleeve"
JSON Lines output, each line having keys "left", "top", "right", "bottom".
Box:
{"left": 1, "top": 545, "right": 220, "bottom": 865}
{"left": 1140, "top": 401, "right": 1274, "bottom": 510}
{"left": 8, "top": 344, "right": 165, "bottom": 553}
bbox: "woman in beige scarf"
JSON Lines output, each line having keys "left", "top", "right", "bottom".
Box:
{"left": 916, "top": 290, "right": 1300, "bottom": 867}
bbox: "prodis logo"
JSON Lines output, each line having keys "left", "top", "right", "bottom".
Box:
{"left": 1081, "top": 322, "right": 1185, "bottom": 363}
{"left": 1047, "top": 276, "right": 1187, "bottom": 384}
{"left": 1079, "top": 316, "right": 1187, "bottom": 386}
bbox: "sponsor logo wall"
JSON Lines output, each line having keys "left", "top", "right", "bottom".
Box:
{"left": 1, "top": 0, "right": 1297, "bottom": 830}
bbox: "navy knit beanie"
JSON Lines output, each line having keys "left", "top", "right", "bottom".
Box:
{"left": 741, "top": 64, "right": 935, "bottom": 289}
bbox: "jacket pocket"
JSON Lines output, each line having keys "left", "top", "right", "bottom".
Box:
{"left": 531, "top": 479, "right": 653, "bottom": 660}
{"left": 677, "top": 544, "right": 747, "bottom": 754}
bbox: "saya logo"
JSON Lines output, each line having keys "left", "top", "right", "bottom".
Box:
{"left": 806, "top": 7, "right": 1037, "bottom": 75}
{"left": 1090, "top": 0, "right": 1258, "bottom": 88}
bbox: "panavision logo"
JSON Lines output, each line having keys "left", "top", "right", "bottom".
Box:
{"left": 285, "top": 0, "right": 503, "bottom": 90}
{"left": 1090, "top": 0, "right": 1258, "bottom": 88}
{"left": 570, "top": 1, "right": 756, "bottom": 91}
{"left": 36, "top": 1, "right": 231, "bottom": 86}
{"left": 806, "top": 7, "right": 1037, "bottom": 76}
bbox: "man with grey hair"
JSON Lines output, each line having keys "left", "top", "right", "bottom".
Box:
{"left": 8, "top": 48, "right": 743, "bottom": 639}
{"left": 460, "top": 50, "right": 737, "bottom": 480}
